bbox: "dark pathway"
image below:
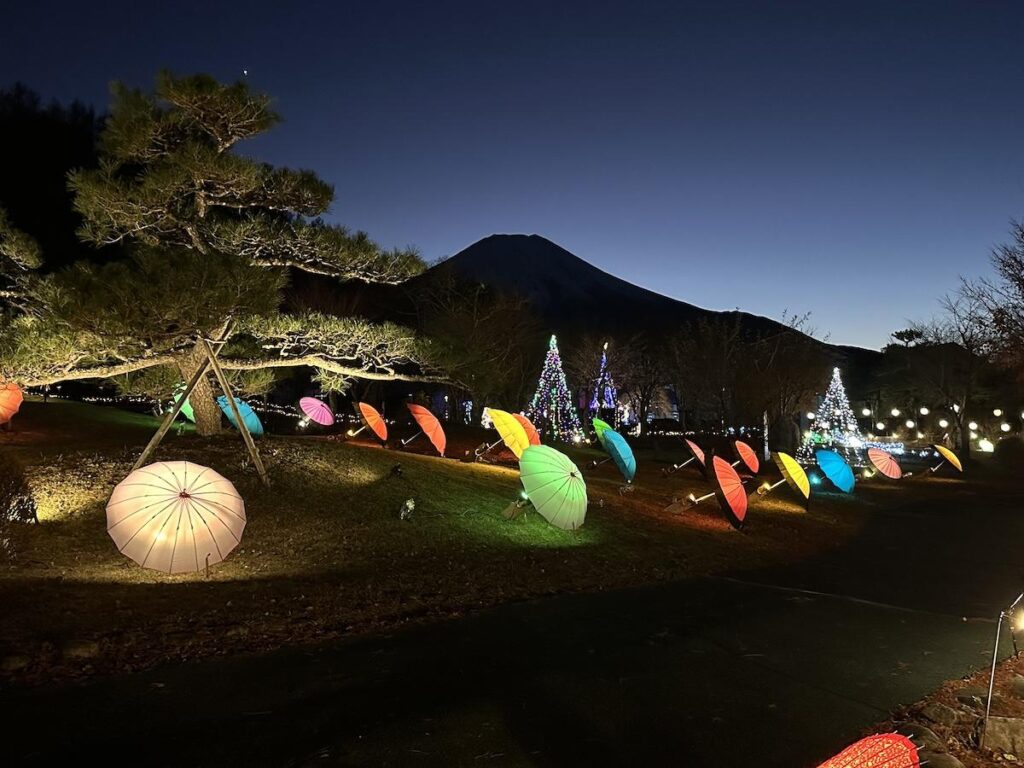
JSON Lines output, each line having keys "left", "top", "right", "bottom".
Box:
{"left": 2, "top": 479, "right": 1020, "bottom": 767}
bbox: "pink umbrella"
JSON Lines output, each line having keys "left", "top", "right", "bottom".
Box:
{"left": 299, "top": 397, "right": 334, "bottom": 426}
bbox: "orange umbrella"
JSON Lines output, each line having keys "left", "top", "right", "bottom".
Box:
{"left": 0, "top": 382, "right": 24, "bottom": 424}
{"left": 682, "top": 455, "right": 749, "bottom": 530}
{"left": 817, "top": 733, "right": 918, "bottom": 768}
{"left": 663, "top": 437, "right": 707, "bottom": 476}
{"left": 403, "top": 403, "right": 446, "bottom": 456}
{"left": 513, "top": 413, "right": 542, "bottom": 446}
{"left": 931, "top": 444, "right": 963, "bottom": 474}
{"left": 867, "top": 447, "right": 902, "bottom": 480}
{"left": 732, "top": 439, "right": 760, "bottom": 474}
{"left": 350, "top": 402, "right": 388, "bottom": 442}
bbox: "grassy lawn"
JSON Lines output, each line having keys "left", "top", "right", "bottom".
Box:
{"left": 1, "top": 399, "right": 868, "bottom": 687}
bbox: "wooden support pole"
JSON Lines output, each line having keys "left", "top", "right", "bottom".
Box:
{"left": 200, "top": 337, "right": 270, "bottom": 487}
{"left": 132, "top": 354, "right": 212, "bottom": 471}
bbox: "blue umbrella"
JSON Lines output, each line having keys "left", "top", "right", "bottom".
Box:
{"left": 816, "top": 449, "right": 854, "bottom": 493}
{"left": 217, "top": 395, "right": 265, "bottom": 437}
{"left": 603, "top": 429, "right": 637, "bottom": 484}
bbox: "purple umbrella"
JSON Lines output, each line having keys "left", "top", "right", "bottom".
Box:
{"left": 300, "top": 397, "right": 334, "bottom": 426}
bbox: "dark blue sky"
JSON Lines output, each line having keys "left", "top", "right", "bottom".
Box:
{"left": 4, "top": 1, "right": 1023, "bottom": 348}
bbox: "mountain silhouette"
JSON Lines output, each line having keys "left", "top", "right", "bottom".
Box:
{"left": 429, "top": 234, "right": 787, "bottom": 337}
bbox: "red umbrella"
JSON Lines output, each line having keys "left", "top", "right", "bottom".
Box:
{"left": 403, "top": 403, "right": 446, "bottom": 456}
{"left": 680, "top": 456, "right": 749, "bottom": 530}
{"left": 867, "top": 447, "right": 903, "bottom": 480}
{"left": 732, "top": 439, "right": 759, "bottom": 474}
{"left": 350, "top": 402, "right": 387, "bottom": 442}
{"left": 513, "top": 413, "right": 542, "bottom": 446}
{"left": 816, "top": 733, "right": 918, "bottom": 768}
{"left": 663, "top": 438, "right": 707, "bottom": 476}
{"left": 0, "top": 382, "right": 24, "bottom": 425}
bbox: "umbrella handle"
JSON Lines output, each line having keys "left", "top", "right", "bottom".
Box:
{"left": 756, "top": 479, "right": 785, "bottom": 496}
{"left": 588, "top": 457, "right": 611, "bottom": 469}
{"left": 687, "top": 490, "right": 715, "bottom": 508}
{"left": 663, "top": 456, "right": 694, "bottom": 474}
{"left": 401, "top": 430, "right": 423, "bottom": 446}
{"left": 348, "top": 425, "right": 366, "bottom": 437}
{"left": 475, "top": 438, "right": 502, "bottom": 457}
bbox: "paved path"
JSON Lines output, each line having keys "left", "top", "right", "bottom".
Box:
{"left": 2, "top": 480, "right": 1020, "bottom": 767}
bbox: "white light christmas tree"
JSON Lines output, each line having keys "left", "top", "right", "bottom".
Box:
{"left": 798, "top": 367, "right": 865, "bottom": 463}
{"left": 525, "top": 335, "right": 585, "bottom": 443}
{"left": 588, "top": 342, "right": 619, "bottom": 422}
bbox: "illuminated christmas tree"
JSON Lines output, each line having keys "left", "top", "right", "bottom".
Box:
{"left": 588, "top": 342, "right": 619, "bottom": 421}
{"left": 798, "top": 367, "right": 864, "bottom": 463}
{"left": 525, "top": 335, "right": 585, "bottom": 443}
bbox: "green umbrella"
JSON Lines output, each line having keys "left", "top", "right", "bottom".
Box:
{"left": 172, "top": 382, "right": 195, "bottom": 423}
{"left": 592, "top": 417, "right": 612, "bottom": 449}
{"left": 519, "top": 445, "right": 588, "bottom": 531}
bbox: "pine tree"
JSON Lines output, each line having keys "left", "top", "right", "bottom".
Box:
{"left": 525, "top": 335, "right": 585, "bottom": 443}
{"left": 588, "top": 341, "right": 619, "bottom": 422}
{"left": 798, "top": 367, "right": 864, "bottom": 462}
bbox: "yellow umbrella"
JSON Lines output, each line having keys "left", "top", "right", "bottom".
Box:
{"left": 484, "top": 408, "right": 531, "bottom": 459}
{"left": 931, "top": 444, "right": 963, "bottom": 474}
{"left": 757, "top": 451, "right": 811, "bottom": 507}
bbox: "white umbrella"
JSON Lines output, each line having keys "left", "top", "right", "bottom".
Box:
{"left": 106, "top": 461, "right": 246, "bottom": 574}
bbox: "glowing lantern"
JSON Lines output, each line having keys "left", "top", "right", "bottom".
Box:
{"left": 106, "top": 461, "right": 245, "bottom": 574}
{"left": 816, "top": 733, "right": 918, "bottom": 768}
{"left": 0, "top": 382, "right": 24, "bottom": 424}
{"left": 299, "top": 397, "right": 334, "bottom": 426}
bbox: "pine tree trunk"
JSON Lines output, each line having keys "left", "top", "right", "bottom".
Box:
{"left": 177, "top": 346, "right": 221, "bottom": 437}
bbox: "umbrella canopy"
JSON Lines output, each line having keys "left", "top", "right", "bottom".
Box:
{"left": 816, "top": 449, "right": 855, "bottom": 493}
{"left": 0, "top": 382, "right": 24, "bottom": 424}
{"left": 773, "top": 451, "right": 811, "bottom": 500}
{"left": 172, "top": 383, "right": 195, "bottom": 423}
{"left": 734, "top": 439, "right": 760, "bottom": 474}
{"left": 486, "top": 408, "right": 531, "bottom": 459}
{"left": 867, "top": 447, "right": 902, "bottom": 480}
{"left": 933, "top": 444, "right": 963, "bottom": 473}
{"left": 106, "top": 461, "right": 246, "bottom": 574}
{"left": 816, "top": 733, "right": 919, "bottom": 768}
{"left": 684, "top": 438, "right": 707, "bottom": 474}
{"left": 602, "top": 429, "right": 637, "bottom": 483}
{"left": 519, "top": 445, "right": 587, "bottom": 531}
{"left": 217, "top": 395, "right": 264, "bottom": 436}
{"left": 592, "top": 417, "right": 612, "bottom": 449}
{"left": 356, "top": 402, "right": 387, "bottom": 441}
{"left": 513, "top": 413, "right": 542, "bottom": 446}
{"left": 711, "top": 455, "right": 748, "bottom": 530}
{"left": 300, "top": 397, "right": 334, "bottom": 426}
{"left": 407, "top": 403, "right": 446, "bottom": 456}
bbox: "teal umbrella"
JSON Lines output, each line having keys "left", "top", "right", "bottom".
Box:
{"left": 816, "top": 449, "right": 855, "bottom": 493}
{"left": 217, "top": 395, "right": 265, "bottom": 437}
{"left": 603, "top": 429, "right": 637, "bottom": 484}
{"left": 172, "top": 382, "right": 195, "bottom": 423}
{"left": 592, "top": 417, "right": 612, "bottom": 449}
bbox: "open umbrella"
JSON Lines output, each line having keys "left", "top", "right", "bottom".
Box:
{"left": 663, "top": 437, "right": 707, "bottom": 476}
{"left": 106, "top": 461, "right": 246, "bottom": 574}
{"left": 816, "top": 449, "right": 855, "bottom": 493}
{"left": 816, "top": 733, "right": 919, "bottom": 768}
{"left": 513, "top": 413, "right": 542, "bottom": 446}
{"left": 867, "top": 447, "right": 903, "bottom": 480}
{"left": 349, "top": 402, "right": 387, "bottom": 442}
{"left": 217, "top": 395, "right": 264, "bottom": 437}
{"left": 477, "top": 408, "right": 531, "bottom": 459}
{"left": 0, "top": 382, "right": 24, "bottom": 425}
{"left": 171, "top": 382, "right": 195, "bottom": 423}
{"left": 519, "top": 445, "right": 587, "bottom": 531}
{"left": 732, "top": 439, "right": 760, "bottom": 474}
{"left": 402, "top": 403, "right": 446, "bottom": 456}
{"left": 592, "top": 417, "right": 612, "bottom": 449}
{"left": 757, "top": 451, "right": 811, "bottom": 507}
{"left": 299, "top": 397, "right": 334, "bottom": 427}
{"left": 929, "top": 444, "right": 963, "bottom": 474}
{"left": 602, "top": 429, "right": 637, "bottom": 486}
{"left": 682, "top": 455, "right": 749, "bottom": 529}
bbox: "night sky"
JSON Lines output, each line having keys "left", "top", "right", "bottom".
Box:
{"left": 4, "top": 1, "right": 1023, "bottom": 349}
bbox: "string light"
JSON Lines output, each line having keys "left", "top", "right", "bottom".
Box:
{"left": 524, "top": 335, "right": 585, "bottom": 443}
